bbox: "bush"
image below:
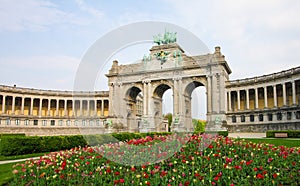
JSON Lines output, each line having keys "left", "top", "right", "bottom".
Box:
{"left": 0, "top": 132, "right": 172, "bottom": 156}
{"left": 266, "top": 130, "right": 300, "bottom": 138}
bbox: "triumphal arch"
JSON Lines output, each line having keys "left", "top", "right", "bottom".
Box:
{"left": 106, "top": 33, "right": 231, "bottom": 132}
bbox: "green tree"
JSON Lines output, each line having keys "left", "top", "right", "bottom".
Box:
{"left": 163, "top": 113, "right": 172, "bottom": 132}
{"left": 192, "top": 119, "right": 206, "bottom": 133}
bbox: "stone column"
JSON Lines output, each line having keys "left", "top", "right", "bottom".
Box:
{"left": 11, "top": 96, "right": 15, "bottom": 115}
{"left": 87, "top": 100, "right": 90, "bottom": 116}
{"left": 273, "top": 85, "right": 277, "bottom": 107}
{"left": 282, "top": 83, "right": 287, "bottom": 106}
{"left": 38, "top": 98, "right": 42, "bottom": 117}
{"left": 79, "top": 99, "right": 83, "bottom": 116}
{"left": 143, "top": 81, "right": 147, "bottom": 115}
{"left": 64, "top": 99, "right": 67, "bottom": 116}
{"left": 147, "top": 81, "right": 153, "bottom": 116}
{"left": 94, "top": 100, "right": 97, "bottom": 116}
{"left": 72, "top": 100, "right": 75, "bottom": 116}
{"left": 237, "top": 90, "right": 240, "bottom": 110}
{"left": 255, "top": 88, "right": 258, "bottom": 109}
{"left": 56, "top": 99, "right": 59, "bottom": 116}
{"left": 21, "top": 97, "right": 24, "bottom": 115}
{"left": 2, "top": 95, "right": 6, "bottom": 114}
{"left": 101, "top": 100, "right": 104, "bottom": 116}
{"left": 30, "top": 97, "right": 34, "bottom": 115}
{"left": 246, "top": 89, "right": 250, "bottom": 110}
{"left": 264, "top": 86, "right": 268, "bottom": 108}
{"left": 47, "top": 99, "right": 51, "bottom": 116}
{"left": 292, "top": 81, "right": 296, "bottom": 105}
{"left": 228, "top": 91, "right": 232, "bottom": 111}
{"left": 173, "top": 78, "right": 179, "bottom": 115}
{"left": 178, "top": 78, "right": 183, "bottom": 115}
{"left": 206, "top": 75, "right": 212, "bottom": 113}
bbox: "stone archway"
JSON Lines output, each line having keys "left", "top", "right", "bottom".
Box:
{"left": 182, "top": 80, "right": 206, "bottom": 131}
{"left": 124, "top": 86, "right": 142, "bottom": 132}
{"left": 106, "top": 43, "right": 231, "bottom": 132}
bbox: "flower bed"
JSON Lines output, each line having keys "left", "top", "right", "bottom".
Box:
{"left": 10, "top": 134, "right": 300, "bottom": 185}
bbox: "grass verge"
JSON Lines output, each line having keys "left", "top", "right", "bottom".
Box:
{"left": 237, "top": 138, "right": 300, "bottom": 148}
{"left": 0, "top": 162, "right": 22, "bottom": 186}
{"left": 0, "top": 152, "right": 50, "bottom": 161}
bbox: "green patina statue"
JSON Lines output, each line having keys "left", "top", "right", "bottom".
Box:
{"left": 153, "top": 30, "right": 177, "bottom": 45}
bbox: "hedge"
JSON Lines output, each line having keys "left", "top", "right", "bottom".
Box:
{"left": 266, "top": 130, "right": 300, "bottom": 138}
{"left": 0, "top": 132, "right": 172, "bottom": 156}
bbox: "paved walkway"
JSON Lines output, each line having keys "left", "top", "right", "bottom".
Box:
{"left": 228, "top": 133, "right": 266, "bottom": 138}
{"left": 0, "top": 157, "right": 39, "bottom": 165}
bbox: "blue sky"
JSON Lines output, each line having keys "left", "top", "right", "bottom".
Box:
{"left": 1, "top": 0, "right": 300, "bottom": 119}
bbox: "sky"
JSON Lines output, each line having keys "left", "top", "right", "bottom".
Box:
{"left": 0, "top": 0, "right": 300, "bottom": 119}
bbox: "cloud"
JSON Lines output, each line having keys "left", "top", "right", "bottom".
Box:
{"left": 0, "top": 55, "right": 80, "bottom": 90}
{"left": 0, "top": 0, "right": 98, "bottom": 32}
{"left": 0, "top": 0, "right": 64, "bottom": 31}
{"left": 164, "top": 0, "right": 300, "bottom": 79}
{"left": 75, "top": 0, "right": 104, "bottom": 20}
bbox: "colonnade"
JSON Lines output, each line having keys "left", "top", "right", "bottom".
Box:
{"left": 0, "top": 95, "right": 109, "bottom": 117}
{"left": 227, "top": 80, "right": 299, "bottom": 111}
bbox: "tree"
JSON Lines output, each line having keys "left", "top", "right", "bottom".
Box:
{"left": 192, "top": 119, "right": 206, "bottom": 133}
{"left": 163, "top": 113, "right": 172, "bottom": 132}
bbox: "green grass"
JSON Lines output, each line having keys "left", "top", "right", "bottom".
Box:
{"left": 0, "top": 152, "right": 50, "bottom": 161}
{"left": 237, "top": 138, "right": 300, "bottom": 148}
{"left": 0, "top": 162, "right": 21, "bottom": 186}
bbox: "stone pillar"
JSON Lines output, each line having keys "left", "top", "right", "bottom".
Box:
{"left": 101, "top": 100, "right": 104, "bottom": 116}
{"left": 292, "top": 81, "right": 296, "bottom": 105}
{"left": 2, "top": 95, "right": 6, "bottom": 114}
{"left": 228, "top": 91, "right": 232, "bottom": 111}
{"left": 178, "top": 78, "right": 183, "bottom": 115}
{"left": 64, "top": 99, "right": 67, "bottom": 116}
{"left": 72, "top": 100, "right": 75, "bottom": 117}
{"left": 94, "top": 100, "right": 97, "bottom": 116}
{"left": 282, "top": 83, "right": 286, "bottom": 106}
{"left": 255, "top": 88, "right": 258, "bottom": 109}
{"left": 11, "top": 96, "right": 15, "bottom": 115}
{"left": 21, "top": 97, "right": 24, "bottom": 115}
{"left": 38, "top": 98, "right": 42, "bottom": 117}
{"left": 264, "top": 86, "right": 268, "bottom": 108}
{"left": 143, "top": 81, "right": 147, "bottom": 115}
{"left": 47, "top": 99, "right": 51, "bottom": 116}
{"left": 246, "top": 89, "right": 250, "bottom": 110}
{"left": 79, "top": 99, "right": 83, "bottom": 116}
{"left": 173, "top": 78, "right": 179, "bottom": 115}
{"left": 148, "top": 81, "right": 153, "bottom": 116}
{"left": 30, "top": 97, "right": 34, "bottom": 115}
{"left": 56, "top": 99, "right": 59, "bottom": 116}
{"left": 237, "top": 90, "right": 240, "bottom": 110}
{"left": 206, "top": 75, "right": 212, "bottom": 113}
{"left": 273, "top": 85, "right": 277, "bottom": 107}
{"left": 87, "top": 100, "right": 90, "bottom": 116}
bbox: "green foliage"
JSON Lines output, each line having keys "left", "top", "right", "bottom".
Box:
{"left": 192, "top": 119, "right": 206, "bottom": 133}
{"left": 164, "top": 113, "right": 172, "bottom": 132}
{"left": 266, "top": 130, "right": 300, "bottom": 138}
{"left": 217, "top": 130, "right": 228, "bottom": 137}
{"left": 0, "top": 132, "right": 172, "bottom": 156}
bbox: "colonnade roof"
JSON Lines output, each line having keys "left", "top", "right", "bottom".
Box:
{"left": 227, "top": 66, "right": 300, "bottom": 88}
{"left": 0, "top": 85, "right": 109, "bottom": 97}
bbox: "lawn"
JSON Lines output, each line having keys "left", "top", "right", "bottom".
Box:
{"left": 0, "top": 162, "right": 21, "bottom": 186}
{"left": 239, "top": 138, "right": 300, "bottom": 148}
{"left": 6, "top": 134, "right": 300, "bottom": 185}
{"left": 0, "top": 152, "right": 50, "bottom": 161}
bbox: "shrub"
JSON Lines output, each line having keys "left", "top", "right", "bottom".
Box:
{"left": 266, "top": 130, "right": 300, "bottom": 138}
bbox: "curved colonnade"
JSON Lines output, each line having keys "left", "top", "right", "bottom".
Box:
{"left": 226, "top": 66, "right": 300, "bottom": 132}
{"left": 0, "top": 85, "right": 110, "bottom": 135}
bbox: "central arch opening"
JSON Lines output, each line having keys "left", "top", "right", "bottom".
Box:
{"left": 153, "top": 83, "right": 172, "bottom": 132}
{"left": 125, "top": 86, "right": 143, "bottom": 132}
{"left": 184, "top": 81, "right": 206, "bottom": 131}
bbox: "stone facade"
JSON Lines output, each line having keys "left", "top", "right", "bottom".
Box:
{"left": 0, "top": 43, "right": 299, "bottom": 135}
